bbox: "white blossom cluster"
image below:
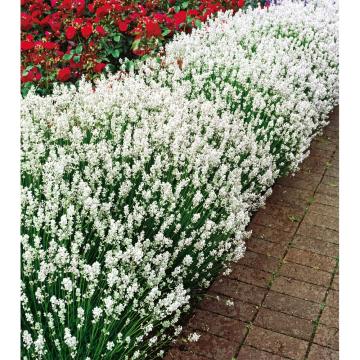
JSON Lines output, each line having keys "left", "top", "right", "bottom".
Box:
{"left": 21, "top": 1, "right": 338, "bottom": 358}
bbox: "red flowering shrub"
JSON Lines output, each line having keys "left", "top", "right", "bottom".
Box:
{"left": 21, "top": 0, "right": 267, "bottom": 95}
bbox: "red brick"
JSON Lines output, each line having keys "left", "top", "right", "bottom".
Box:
{"left": 237, "top": 251, "right": 279, "bottom": 273}
{"left": 237, "top": 345, "right": 287, "bottom": 360}
{"left": 329, "top": 107, "right": 339, "bottom": 121}
{"left": 308, "top": 147, "right": 334, "bottom": 161}
{"left": 323, "top": 125, "right": 339, "bottom": 137}
{"left": 252, "top": 204, "right": 300, "bottom": 233}
{"left": 271, "top": 276, "right": 326, "bottom": 303}
{"left": 326, "top": 120, "right": 339, "bottom": 131}
{"left": 297, "top": 223, "right": 338, "bottom": 244}
{"left": 325, "top": 165, "right": 339, "bottom": 178}
{"left": 246, "top": 238, "right": 287, "bottom": 259}
{"left": 247, "top": 224, "right": 290, "bottom": 244}
{"left": 330, "top": 157, "right": 339, "bottom": 167}
{"left": 320, "top": 305, "right": 338, "bottom": 328}
{"left": 164, "top": 348, "right": 209, "bottom": 360}
{"left": 316, "top": 183, "right": 338, "bottom": 197}
{"left": 314, "top": 324, "right": 339, "bottom": 350}
{"left": 318, "top": 171, "right": 338, "bottom": 184}
{"left": 301, "top": 156, "right": 329, "bottom": 174}
{"left": 292, "top": 235, "right": 338, "bottom": 258}
{"left": 263, "top": 291, "right": 320, "bottom": 321}
{"left": 307, "top": 344, "right": 339, "bottom": 360}
{"left": 321, "top": 176, "right": 339, "bottom": 188}
{"left": 255, "top": 203, "right": 300, "bottom": 218}
{"left": 198, "top": 293, "right": 257, "bottom": 322}
{"left": 209, "top": 277, "right": 267, "bottom": 305}
{"left": 309, "top": 203, "right": 338, "bottom": 218}
{"left": 314, "top": 192, "right": 338, "bottom": 207}
{"left": 279, "top": 262, "right": 332, "bottom": 287}
{"left": 320, "top": 130, "right": 338, "bottom": 144}
{"left": 326, "top": 289, "right": 339, "bottom": 308}
{"left": 245, "top": 326, "right": 308, "bottom": 360}
{"left": 254, "top": 307, "right": 313, "bottom": 340}
{"left": 230, "top": 263, "right": 272, "bottom": 288}
{"left": 310, "top": 138, "right": 336, "bottom": 152}
{"left": 267, "top": 184, "right": 311, "bottom": 209}
{"left": 302, "top": 212, "right": 338, "bottom": 231}
{"left": 188, "top": 309, "right": 247, "bottom": 343}
{"left": 285, "top": 248, "right": 336, "bottom": 272}
{"left": 277, "top": 172, "right": 321, "bottom": 191}
{"left": 177, "top": 330, "right": 237, "bottom": 360}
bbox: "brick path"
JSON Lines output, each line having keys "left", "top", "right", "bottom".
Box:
{"left": 165, "top": 107, "right": 339, "bottom": 360}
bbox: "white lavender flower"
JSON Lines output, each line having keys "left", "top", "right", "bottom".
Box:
{"left": 21, "top": 1, "right": 338, "bottom": 358}
{"left": 187, "top": 332, "right": 201, "bottom": 342}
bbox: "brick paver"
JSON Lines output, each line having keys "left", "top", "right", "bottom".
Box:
{"left": 165, "top": 107, "right": 339, "bottom": 360}
{"left": 245, "top": 326, "right": 308, "bottom": 359}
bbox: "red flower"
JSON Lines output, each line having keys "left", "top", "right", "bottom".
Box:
{"left": 118, "top": 21, "right": 128, "bottom": 32}
{"left": 88, "top": 3, "right": 95, "bottom": 13}
{"left": 21, "top": 41, "right": 35, "bottom": 51}
{"left": 43, "top": 42, "right": 57, "bottom": 50}
{"left": 75, "top": 0, "right": 86, "bottom": 15}
{"left": 154, "top": 13, "right": 166, "bottom": 22}
{"left": 60, "top": 0, "right": 72, "bottom": 10}
{"left": 238, "top": 0, "right": 245, "bottom": 8}
{"left": 188, "top": 10, "right": 199, "bottom": 17}
{"left": 96, "top": 25, "right": 106, "bottom": 36}
{"left": 22, "top": 68, "right": 42, "bottom": 83}
{"left": 33, "top": 69, "right": 42, "bottom": 82}
{"left": 94, "top": 62, "right": 106, "bottom": 73}
{"left": 69, "top": 58, "right": 82, "bottom": 69}
{"left": 96, "top": 5, "right": 112, "bottom": 18}
{"left": 146, "top": 21, "right": 161, "bottom": 38}
{"left": 138, "top": 4, "right": 146, "bottom": 16}
{"left": 173, "top": 10, "right": 187, "bottom": 27}
{"left": 48, "top": 19, "right": 61, "bottom": 33}
{"left": 21, "top": 13, "right": 33, "bottom": 31}
{"left": 133, "top": 48, "right": 148, "bottom": 56}
{"left": 44, "top": 31, "right": 52, "bottom": 40}
{"left": 81, "top": 24, "right": 93, "bottom": 39}
{"left": 74, "top": 18, "right": 84, "bottom": 26}
{"left": 57, "top": 67, "right": 71, "bottom": 82}
{"left": 65, "top": 26, "right": 77, "bottom": 40}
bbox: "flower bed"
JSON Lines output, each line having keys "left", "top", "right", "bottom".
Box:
{"left": 21, "top": 0, "right": 338, "bottom": 358}
{"left": 21, "top": 0, "right": 273, "bottom": 96}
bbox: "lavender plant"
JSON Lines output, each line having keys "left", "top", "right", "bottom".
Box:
{"left": 21, "top": 0, "right": 338, "bottom": 358}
